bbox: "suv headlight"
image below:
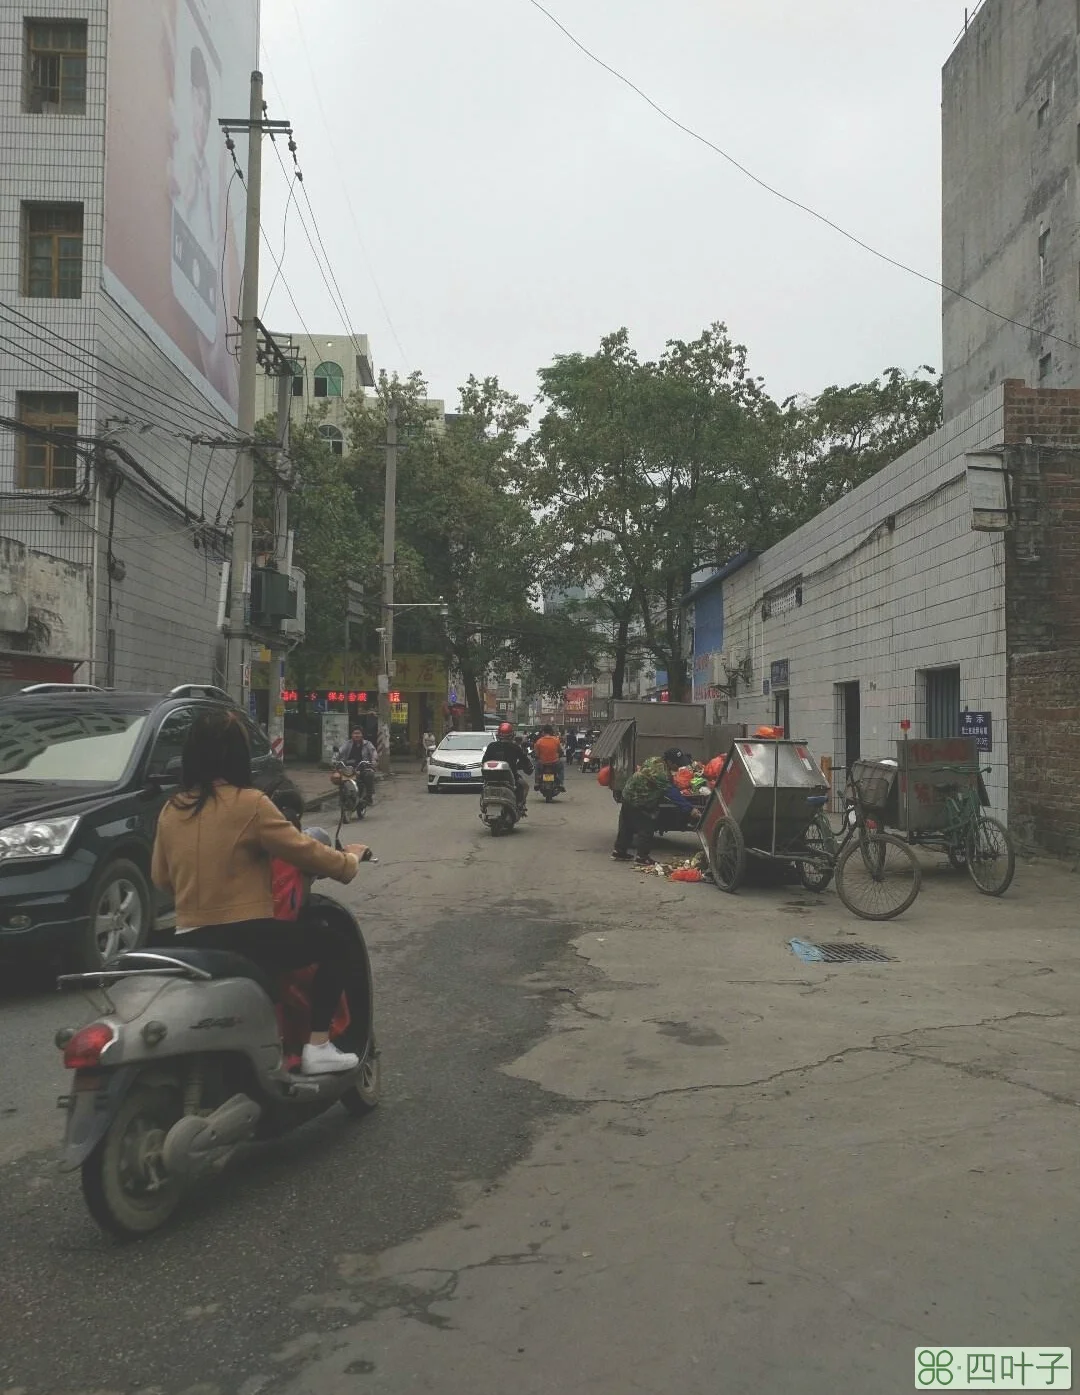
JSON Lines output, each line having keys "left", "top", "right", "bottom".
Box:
{"left": 0, "top": 816, "right": 81, "bottom": 863}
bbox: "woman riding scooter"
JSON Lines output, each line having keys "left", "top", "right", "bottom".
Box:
{"left": 151, "top": 708, "right": 371, "bottom": 1076}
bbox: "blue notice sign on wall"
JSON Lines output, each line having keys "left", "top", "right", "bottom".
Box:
{"left": 960, "top": 710, "right": 993, "bottom": 752}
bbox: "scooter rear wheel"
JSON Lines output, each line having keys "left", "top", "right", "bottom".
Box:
{"left": 81, "top": 1082, "right": 184, "bottom": 1240}
{"left": 341, "top": 1033, "right": 381, "bottom": 1117}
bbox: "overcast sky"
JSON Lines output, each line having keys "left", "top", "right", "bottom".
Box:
{"left": 258, "top": 0, "right": 976, "bottom": 410}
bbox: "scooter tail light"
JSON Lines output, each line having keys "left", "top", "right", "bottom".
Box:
{"left": 62, "top": 1021, "right": 117, "bottom": 1070}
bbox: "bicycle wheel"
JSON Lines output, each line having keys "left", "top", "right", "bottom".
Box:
{"left": 710, "top": 816, "right": 746, "bottom": 893}
{"left": 836, "top": 833, "right": 921, "bottom": 921}
{"left": 965, "top": 816, "right": 1016, "bottom": 896}
{"left": 798, "top": 813, "right": 836, "bottom": 892}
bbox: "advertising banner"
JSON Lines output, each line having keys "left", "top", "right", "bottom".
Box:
{"left": 565, "top": 687, "right": 592, "bottom": 718}
{"left": 103, "top": 0, "right": 259, "bottom": 421}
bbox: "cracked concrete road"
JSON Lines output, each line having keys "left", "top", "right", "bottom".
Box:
{"left": 2, "top": 775, "right": 1078, "bottom": 1394}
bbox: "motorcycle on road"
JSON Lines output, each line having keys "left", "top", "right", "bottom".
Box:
{"left": 535, "top": 762, "right": 562, "bottom": 803}
{"left": 331, "top": 759, "right": 373, "bottom": 823}
{"left": 480, "top": 758, "right": 524, "bottom": 835}
{"left": 54, "top": 848, "right": 380, "bottom": 1240}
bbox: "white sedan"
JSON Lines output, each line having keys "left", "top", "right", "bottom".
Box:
{"left": 426, "top": 731, "right": 491, "bottom": 792}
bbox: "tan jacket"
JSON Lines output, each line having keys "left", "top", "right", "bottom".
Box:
{"left": 151, "top": 784, "right": 358, "bottom": 931}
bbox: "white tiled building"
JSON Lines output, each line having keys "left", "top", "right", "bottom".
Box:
{"left": 712, "top": 387, "right": 1010, "bottom": 817}
{"left": 0, "top": 0, "right": 257, "bottom": 692}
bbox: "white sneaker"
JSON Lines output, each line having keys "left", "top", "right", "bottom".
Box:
{"left": 301, "top": 1041, "right": 360, "bottom": 1075}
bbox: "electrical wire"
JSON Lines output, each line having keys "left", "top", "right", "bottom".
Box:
{"left": 265, "top": 122, "right": 368, "bottom": 371}
{"left": 261, "top": 167, "right": 300, "bottom": 319}
{"left": 0, "top": 303, "right": 247, "bottom": 442}
{"left": 271, "top": 20, "right": 409, "bottom": 367}
{"left": 524, "top": 0, "right": 1080, "bottom": 359}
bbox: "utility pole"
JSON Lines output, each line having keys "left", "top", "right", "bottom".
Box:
{"left": 221, "top": 74, "right": 290, "bottom": 709}
{"left": 377, "top": 399, "right": 398, "bottom": 774}
{"left": 266, "top": 364, "right": 292, "bottom": 760}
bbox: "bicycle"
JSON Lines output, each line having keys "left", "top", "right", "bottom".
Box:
{"left": 936, "top": 764, "right": 1016, "bottom": 896}
{"left": 797, "top": 777, "right": 922, "bottom": 921}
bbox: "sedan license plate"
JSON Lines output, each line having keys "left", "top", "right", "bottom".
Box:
{"left": 452, "top": 770, "right": 473, "bottom": 780}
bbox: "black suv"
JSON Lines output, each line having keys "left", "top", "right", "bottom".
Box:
{"left": 0, "top": 686, "right": 302, "bottom": 970}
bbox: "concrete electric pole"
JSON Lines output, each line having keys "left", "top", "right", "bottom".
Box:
{"left": 377, "top": 399, "right": 398, "bottom": 774}
{"left": 220, "top": 73, "right": 290, "bottom": 709}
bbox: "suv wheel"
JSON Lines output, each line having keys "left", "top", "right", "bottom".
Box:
{"left": 78, "top": 859, "right": 152, "bottom": 971}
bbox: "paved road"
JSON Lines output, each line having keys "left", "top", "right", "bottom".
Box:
{"left": 0, "top": 774, "right": 602, "bottom": 1395}
{"left": 3, "top": 772, "right": 1079, "bottom": 1395}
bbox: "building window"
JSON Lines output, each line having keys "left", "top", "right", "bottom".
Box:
{"left": 1038, "top": 227, "right": 1050, "bottom": 284}
{"left": 924, "top": 667, "right": 961, "bottom": 740}
{"left": 288, "top": 359, "right": 304, "bottom": 397}
{"left": 313, "top": 361, "right": 343, "bottom": 398}
{"left": 1037, "top": 98, "right": 1051, "bottom": 128}
{"left": 319, "top": 424, "right": 344, "bottom": 456}
{"left": 22, "top": 203, "right": 83, "bottom": 298}
{"left": 1039, "top": 351, "right": 1053, "bottom": 381}
{"left": 16, "top": 392, "right": 79, "bottom": 490}
{"left": 24, "top": 20, "right": 87, "bottom": 114}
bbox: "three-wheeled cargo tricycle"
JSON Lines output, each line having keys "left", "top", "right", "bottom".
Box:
{"left": 698, "top": 734, "right": 923, "bottom": 921}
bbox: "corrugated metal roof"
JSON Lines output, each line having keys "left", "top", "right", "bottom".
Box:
{"left": 588, "top": 718, "right": 635, "bottom": 764}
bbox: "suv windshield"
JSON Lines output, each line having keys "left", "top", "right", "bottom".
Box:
{"left": 439, "top": 732, "right": 490, "bottom": 750}
{"left": 0, "top": 709, "right": 149, "bottom": 783}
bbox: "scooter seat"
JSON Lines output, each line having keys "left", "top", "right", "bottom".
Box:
{"left": 126, "top": 947, "right": 276, "bottom": 999}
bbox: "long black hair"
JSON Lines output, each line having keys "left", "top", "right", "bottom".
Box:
{"left": 173, "top": 708, "right": 253, "bottom": 815}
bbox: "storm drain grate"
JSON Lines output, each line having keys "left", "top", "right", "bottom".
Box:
{"left": 789, "top": 937, "right": 894, "bottom": 964}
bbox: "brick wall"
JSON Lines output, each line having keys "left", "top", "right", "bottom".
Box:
{"left": 1003, "top": 384, "right": 1080, "bottom": 854}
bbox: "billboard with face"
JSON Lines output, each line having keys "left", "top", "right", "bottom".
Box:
{"left": 103, "top": 0, "right": 259, "bottom": 422}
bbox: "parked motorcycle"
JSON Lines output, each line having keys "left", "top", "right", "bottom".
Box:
{"left": 331, "top": 759, "right": 373, "bottom": 823}
{"left": 53, "top": 852, "right": 380, "bottom": 1240}
{"left": 581, "top": 744, "right": 600, "bottom": 774}
{"left": 480, "top": 758, "right": 523, "bottom": 835}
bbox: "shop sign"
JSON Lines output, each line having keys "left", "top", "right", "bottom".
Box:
{"left": 565, "top": 687, "right": 592, "bottom": 717}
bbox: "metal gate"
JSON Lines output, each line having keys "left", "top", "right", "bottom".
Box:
{"left": 926, "top": 667, "right": 961, "bottom": 739}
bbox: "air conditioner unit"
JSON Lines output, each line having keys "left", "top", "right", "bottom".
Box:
{"left": 710, "top": 652, "right": 730, "bottom": 686}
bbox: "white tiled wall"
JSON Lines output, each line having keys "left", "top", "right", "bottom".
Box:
{"left": 723, "top": 386, "right": 1010, "bottom": 816}
{"left": 0, "top": 0, "right": 240, "bottom": 690}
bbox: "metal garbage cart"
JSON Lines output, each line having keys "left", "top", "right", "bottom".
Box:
{"left": 699, "top": 735, "right": 922, "bottom": 921}
{"left": 851, "top": 736, "right": 1015, "bottom": 896}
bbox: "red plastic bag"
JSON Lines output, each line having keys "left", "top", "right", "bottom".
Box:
{"left": 704, "top": 756, "right": 723, "bottom": 781}
{"left": 674, "top": 766, "right": 694, "bottom": 790}
{"left": 597, "top": 764, "right": 613, "bottom": 787}
{"left": 669, "top": 867, "right": 705, "bottom": 882}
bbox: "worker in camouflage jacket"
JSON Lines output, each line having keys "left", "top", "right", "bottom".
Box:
{"left": 612, "top": 748, "right": 698, "bottom": 866}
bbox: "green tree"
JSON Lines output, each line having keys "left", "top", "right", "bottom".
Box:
{"left": 530, "top": 325, "right": 771, "bottom": 700}
{"left": 777, "top": 366, "right": 943, "bottom": 528}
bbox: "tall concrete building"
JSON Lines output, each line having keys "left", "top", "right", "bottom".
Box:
{"left": 257, "top": 331, "right": 375, "bottom": 454}
{"left": 942, "top": 0, "right": 1080, "bottom": 418}
{"left": 0, "top": 0, "right": 258, "bottom": 693}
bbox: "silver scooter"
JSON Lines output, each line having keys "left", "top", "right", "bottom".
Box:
{"left": 53, "top": 843, "right": 379, "bottom": 1240}
{"left": 479, "top": 758, "right": 523, "bottom": 836}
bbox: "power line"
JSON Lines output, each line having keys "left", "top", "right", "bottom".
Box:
{"left": 0, "top": 303, "right": 248, "bottom": 442}
{"left": 264, "top": 118, "right": 369, "bottom": 373}
{"left": 524, "top": 0, "right": 1080, "bottom": 359}
{"left": 262, "top": 167, "right": 300, "bottom": 318}
{"left": 271, "top": 16, "right": 409, "bottom": 367}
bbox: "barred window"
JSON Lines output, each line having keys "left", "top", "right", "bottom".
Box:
{"left": 762, "top": 577, "right": 803, "bottom": 620}
{"left": 24, "top": 20, "right": 87, "bottom": 115}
